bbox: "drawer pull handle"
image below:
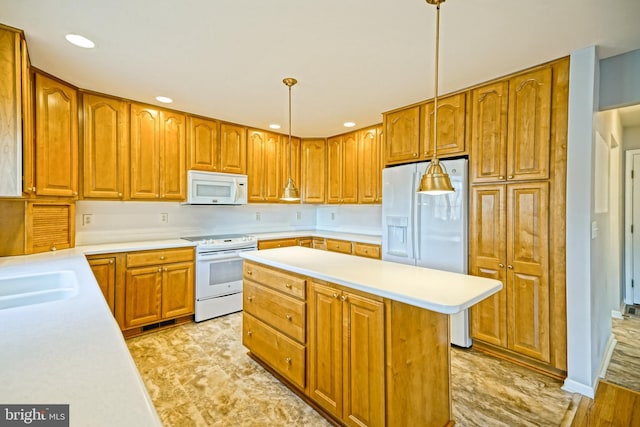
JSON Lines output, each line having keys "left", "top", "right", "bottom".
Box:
{"left": 341, "top": 295, "right": 348, "bottom": 301}
{"left": 286, "top": 314, "right": 292, "bottom": 321}
{"left": 285, "top": 357, "right": 292, "bottom": 365}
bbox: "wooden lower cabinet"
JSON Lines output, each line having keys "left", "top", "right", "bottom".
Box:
{"left": 109, "top": 247, "right": 195, "bottom": 336}
{"left": 257, "top": 237, "right": 299, "bottom": 250}
{"left": 353, "top": 242, "right": 381, "bottom": 260}
{"left": 308, "top": 281, "right": 385, "bottom": 427}
{"left": 326, "top": 238, "right": 352, "bottom": 255}
{"left": 243, "top": 260, "right": 452, "bottom": 426}
{"left": 86, "top": 255, "right": 116, "bottom": 314}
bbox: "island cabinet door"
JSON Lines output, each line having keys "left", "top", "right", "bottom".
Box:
{"left": 161, "top": 261, "right": 194, "bottom": 320}
{"left": 124, "top": 266, "right": 162, "bottom": 328}
{"left": 308, "top": 281, "right": 343, "bottom": 418}
{"left": 342, "top": 292, "right": 385, "bottom": 427}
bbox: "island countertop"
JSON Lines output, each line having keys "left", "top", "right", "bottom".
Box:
{"left": 240, "top": 246, "right": 502, "bottom": 314}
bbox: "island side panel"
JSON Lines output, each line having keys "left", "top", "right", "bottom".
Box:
{"left": 385, "top": 299, "right": 452, "bottom": 427}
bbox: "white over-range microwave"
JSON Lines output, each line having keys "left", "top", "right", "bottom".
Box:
{"left": 186, "top": 171, "right": 248, "bottom": 205}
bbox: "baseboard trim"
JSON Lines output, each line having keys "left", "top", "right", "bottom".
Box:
{"left": 562, "top": 378, "right": 595, "bottom": 398}
{"left": 611, "top": 309, "right": 624, "bottom": 320}
{"left": 598, "top": 334, "right": 617, "bottom": 378}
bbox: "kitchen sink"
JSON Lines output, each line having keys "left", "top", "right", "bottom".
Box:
{"left": 0, "top": 270, "right": 78, "bottom": 310}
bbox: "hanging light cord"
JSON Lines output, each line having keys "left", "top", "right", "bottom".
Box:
{"left": 432, "top": 0, "right": 441, "bottom": 161}
{"left": 288, "top": 82, "right": 293, "bottom": 180}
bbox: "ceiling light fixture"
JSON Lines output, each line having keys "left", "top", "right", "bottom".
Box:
{"left": 417, "top": 0, "right": 454, "bottom": 195}
{"left": 155, "top": 96, "right": 173, "bottom": 104}
{"left": 65, "top": 33, "right": 95, "bottom": 49}
{"left": 269, "top": 124, "right": 281, "bottom": 130}
{"left": 344, "top": 122, "right": 356, "bottom": 128}
{"left": 281, "top": 77, "right": 301, "bottom": 201}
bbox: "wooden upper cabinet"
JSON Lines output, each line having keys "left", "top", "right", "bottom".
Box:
{"left": 327, "top": 133, "right": 357, "bottom": 204}
{"left": 470, "top": 81, "right": 509, "bottom": 183}
{"left": 34, "top": 72, "right": 78, "bottom": 197}
{"left": 247, "top": 129, "right": 280, "bottom": 202}
{"left": 384, "top": 105, "right": 420, "bottom": 164}
{"left": 300, "top": 138, "right": 326, "bottom": 204}
{"left": 188, "top": 116, "right": 219, "bottom": 172}
{"left": 130, "top": 104, "right": 186, "bottom": 200}
{"left": 130, "top": 104, "right": 160, "bottom": 199}
{"left": 82, "top": 93, "right": 129, "bottom": 199}
{"left": 279, "top": 136, "right": 301, "bottom": 203}
{"left": 21, "top": 39, "right": 35, "bottom": 196}
{"left": 220, "top": 122, "right": 247, "bottom": 174}
{"left": 357, "top": 125, "right": 382, "bottom": 204}
{"left": 159, "top": 110, "right": 186, "bottom": 200}
{"left": 422, "top": 92, "right": 466, "bottom": 158}
{"left": 507, "top": 67, "right": 552, "bottom": 181}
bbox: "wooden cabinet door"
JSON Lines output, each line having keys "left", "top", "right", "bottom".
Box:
{"left": 300, "top": 138, "right": 326, "bottom": 203}
{"left": 161, "top": 261, "right": 194, "bottom": 319}
{"left": 21, "top": 39, "right": 36, "bottom": 196}
{"left": 470, "top": 184, "right": 508, "bottom": 347}
{"left": 507, "top": 182, "right": 550, "bottom": 362}
{"left": 507, "top": 67, "right": 552, "bottom": 181}
{"left": 124, "top": 266, "right": 162, "bottom": 328}
{"left": 384, "top": 106, "right": 420, "bottom": 164}
{"left": 159, "top": 110, "right": 186, "bottom": 200}
{"left": 247, "top": 130, "right": 280, "bottom": 202}
{"left": 28, "top": 201, "right": 75, "bottom": 253}
{"left": 422, "top": 92, "right": 466, "bottom": 159}
{"left": 34, "top": 72, "right": 78, "bottom": 197}
{"left": 188, "top": 116, "right": 219, "bottom": 172}
{"left": 342, "top": 292, "right": 385, "bottom": 427}
{"left": 130, "top": 104, "right": 160, "bottom": 199}
{"left": 219, "top": 123, "right": 246, "bottom": 174}
{"left": 327, "top": 136, "right": 342, "bottom": 203}
{"left": 308, "top": 281, "right": 343, "bottom": 418}
{"left": 0, "top": 29, "right": 22, "bottom": 197}
{"left": 470, "top": 81, "right": 509, "bottom": 183}
{"left": 88, "top": 256, "right": 116, "bottom": 314}
{"left": 279, "top": 135, "right": 301, "bottom": 202}
{"left": 357, "top": 126, "right": 381, "bottom": 203}
{"left": 341, "top": 133, "right": 358, "bottom": 203}
{"left": 82, "top": 93, "right": 128, "bottom": 199}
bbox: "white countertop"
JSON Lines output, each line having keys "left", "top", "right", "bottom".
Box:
{"left": 251, "top": 230, "right": 381, "bottom": 245}
{"left": 241, "top": 247, "right": 502, "bottom": 314}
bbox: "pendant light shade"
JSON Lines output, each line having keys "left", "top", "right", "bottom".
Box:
{"left": 417, "top": 0, "right": 454, "bottom": 195}
{"left": 280, "top": 77, "right": 301, "bottom": 201}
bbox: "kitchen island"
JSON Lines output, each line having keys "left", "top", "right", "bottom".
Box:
{"left": 240, "top": 246, "right": 502, "bottom": 427}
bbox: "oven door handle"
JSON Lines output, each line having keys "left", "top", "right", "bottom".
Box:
{"left": 197, "top": 250, "right": 253, "bottom": 262}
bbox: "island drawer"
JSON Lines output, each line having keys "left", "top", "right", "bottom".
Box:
{"left": 353, "top": 242, "right": 381, "bottom": 259}
{"left": 126, "top": 247, "right": 194, "bottom": 267}
{"left": 243, "top": 313, "right": 306, "bottom": 389}
{"left": 243, "top": 261, "right": 306, "bottom": 299}
{"left": 326, "top": 238, "right": 352, "bottom": 254}
{"left": 244, "top": 280, "right": 306, "bottom": 343}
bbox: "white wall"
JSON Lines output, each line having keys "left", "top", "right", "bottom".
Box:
{"left": 624, "top": 126, "right": 640, "bottom": 150}
{"left": 75, "top": 201, "right": 382, "bottom": 245}
{"left": 599, "top": 49, "right": 640, "bottom": 110}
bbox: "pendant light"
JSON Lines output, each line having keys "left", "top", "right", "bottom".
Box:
{"left": 417, "top": 0, "right": 455, "bottom": 195}
{"left": 281, "top": 77, "right": 301, "bottom": 201}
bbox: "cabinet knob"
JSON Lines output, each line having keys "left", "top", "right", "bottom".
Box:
{"left": 284, "top": 283, "right": 292, "bottom": 289}
{"left": 285, "top": 357, "right": 292, "bottom": 365}
{"left": 499, "top": 263, "right": 504, "bottom": 268}
{"left": 50, "top": 246, "right": 57, "bottom": 251}
{"left": 248, "top": 296, "right": 254, "bottom": 302}
{"left": 364, "top": 249, "right": 369, "bottom": 253}
{"left": 109, "top": 260, "right": 114, "bottom": 264}
{"left": 286, "top": 314, "right": 292, "bottom": 321}
{"left": 247, "top": 270, "right": 253, "bottom": 275}
{"left": 163, "top": 267, "right": 167, "bottom": 272}
{"left": 155, "top": 194, "right": 160, "bottom": 198}
{"left": 118, "top": 192, "right": 123, "bottom": 197}
{"left": 507, "top": 265, "right": 513, "bottom": 269}
{"left": 72, "top": 191, "right": 78, "bottom": 196}
{"left": 341, "top": 295, "right": 348, "bottom": 301}
{"left": 159, "top": 256, "right": 165, "bottom": 260}
{"left": 412, "top": 153, "right": 418, "bottom": 157}
{"left": 508, "top": 175, "right": 514, "bottom": 179}
{"left": 30, "top": 186, "right": 36, "bottom": 192}
{"left": 247, "top": 330, "right": 253, "bottom": 336}
{"left": 333, "top": 293, "right": 339, "bottom": 299}
{"left": 158, "top": 268, "right": 162, "bottom": 272}
{"left": 499, "top": 176, "right": 504, "bottom": 180}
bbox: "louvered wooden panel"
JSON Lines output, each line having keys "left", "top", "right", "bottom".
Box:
{"left": 30, "top": 203, "right": 75, "bottom": 253}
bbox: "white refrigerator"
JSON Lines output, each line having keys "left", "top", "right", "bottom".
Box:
{"left": 381, "top": 158, "right": 471, "bottom": 347}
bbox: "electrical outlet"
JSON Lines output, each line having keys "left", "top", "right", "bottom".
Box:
{"left": 296, "top": 211, "right": 302, "bottom": 220}
{"left": 161, "top": 213, "right": 169, "bottom": 223}
{"left": 255, "top": 212, "right": 261, "bottom": 221}
{"left": 82, "top": 214, "right": 93, "bottom": 226}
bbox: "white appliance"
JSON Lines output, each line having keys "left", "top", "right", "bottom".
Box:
{"left": 186, "top": 171, "right": 248, "bottom": 205}
{"left": 382, "top": 158, "right": 471, "bottom": 347}
{"left": 181, "top": 234, "right": 257, "bottom": 321}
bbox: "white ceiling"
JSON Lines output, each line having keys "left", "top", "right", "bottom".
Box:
{"left": 2, "top": 0, "right": 640, "bottom": 137}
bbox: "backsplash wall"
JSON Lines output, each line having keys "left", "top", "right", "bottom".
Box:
{"left": 75, "top": 201, "right": 382, "bottom": 245}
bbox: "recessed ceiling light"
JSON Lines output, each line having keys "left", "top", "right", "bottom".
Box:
{"left": 269, "top": 124, "right": 281, "bottom": 130}
{"left": 155, "top": 96, "right": 173, "bottom": 104}
{"left": 65, "top": 34, "right": 95, "bottom": 49}
{"left": 344, "top": 122, "right": 356, "bottom": 128}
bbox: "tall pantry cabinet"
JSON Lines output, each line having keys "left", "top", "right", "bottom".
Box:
{"left": 469, "top": 58, "right": 569, "bottom": 377}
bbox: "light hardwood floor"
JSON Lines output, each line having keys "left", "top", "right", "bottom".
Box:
{"left": 127, "top": 312, "right": 578, "bottom": 426}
